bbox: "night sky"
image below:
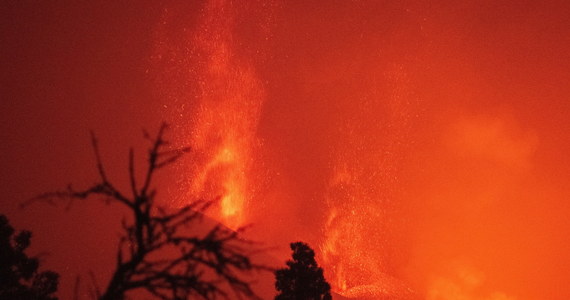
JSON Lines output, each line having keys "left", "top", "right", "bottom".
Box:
{"left": 2, "top": 1, "right": 570, "bottom": 299}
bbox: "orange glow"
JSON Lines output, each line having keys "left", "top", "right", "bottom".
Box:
{"left": 4, "top": 1, "right": 570, "bottom": 299}
{"left": 426, "top": 260, "right": 515, "bottom": 300}
{"left": 152, "top": 1, "right": 570, "bottom": 299}
{"left": 160, "top": 0, "right": 266, "bottom": 229}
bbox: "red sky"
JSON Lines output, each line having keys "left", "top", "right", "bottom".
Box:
{"left": 2, "top": 1, "right": 570, "bottom": 299}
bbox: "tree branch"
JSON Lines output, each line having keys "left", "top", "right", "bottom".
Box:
{"left": 29, "top": 123, "right": 268, "bottom": 300}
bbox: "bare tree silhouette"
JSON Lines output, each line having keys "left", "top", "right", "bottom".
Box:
{"left": 27, "top": 123, "right": 266, "bottom": 300}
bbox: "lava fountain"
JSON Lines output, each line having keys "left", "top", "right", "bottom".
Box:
{"left": 184, "top": 0, "right": 266, "bottom": 229}
{"left": 153, "top": 0, "right": 272, "bottom": 229}
{"left": 320, "top": 64, "right": 417, "bottom": 298}
{"left": 154, "top": 1, "right": 419, "bottom": 297}
{"left": 151, "top": 1, "right": 570, "bottom": 299}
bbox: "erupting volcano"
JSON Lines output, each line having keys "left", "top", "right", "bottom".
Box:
{"left": 149, "top": 0, "right": 570, "bottom": 299}
{"left": 155, "top": 2, "right": 420, "bottom": 296}
{"left": 152, "top": 0, "right": 272, "bottom": 230}
{"left": 3, "top": 0, "right": 570, "bottom": 299}
{"left": 178, "top": 0, "right": 265, "bottom": 229}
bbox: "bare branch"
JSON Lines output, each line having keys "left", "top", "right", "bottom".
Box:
{"left": 30, "top": 123, "right": 268, "bottom": 300}
{"left": 141, "top": 123, "right": 169, "bottom": 196}
{"left": 129, "top": 148, "right": 138, "bottom": 199}
{"left": 89, "top": 271, "right": 101, "bottom": 299}
{"left": 73, "top": 275, "right": 81, "bottom": 300}
{"left": 90, "top": 131, "right": 109, "bottom": 184}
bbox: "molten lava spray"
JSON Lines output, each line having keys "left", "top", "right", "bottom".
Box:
{"left": 320, "top": 64, "right": 417, "bottom": 298}
{"left": 153, "top": 0, "right": 273, "bottom": 229}
{"left": 4, "top": 1, "right": 570, "bottom": 300}
{"left": 183, "top": 0, "right": 265, "bottom": 229}
{"left": 153, "top": 1, "right": 570, "bottom": 299}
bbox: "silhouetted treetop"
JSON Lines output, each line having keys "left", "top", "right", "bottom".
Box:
{"left": 274, "top": 242, "right": 331, "bottom": 300}
{"left": 0, "top": 214, "right": 59, "bottom": 300}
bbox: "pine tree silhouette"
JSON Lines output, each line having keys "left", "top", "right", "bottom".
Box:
{"left": 275, "top": 242, "right": 332, "bottom": 300}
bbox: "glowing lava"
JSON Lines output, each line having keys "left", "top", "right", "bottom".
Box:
{"left": 152, "top": 1, "right": 570, "bottom": 299}
{"left": 316, "top": 64, "right": 417, "bottom": 298}
{"left": 174, "top": 0, "right": 266, "bottom": 229}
